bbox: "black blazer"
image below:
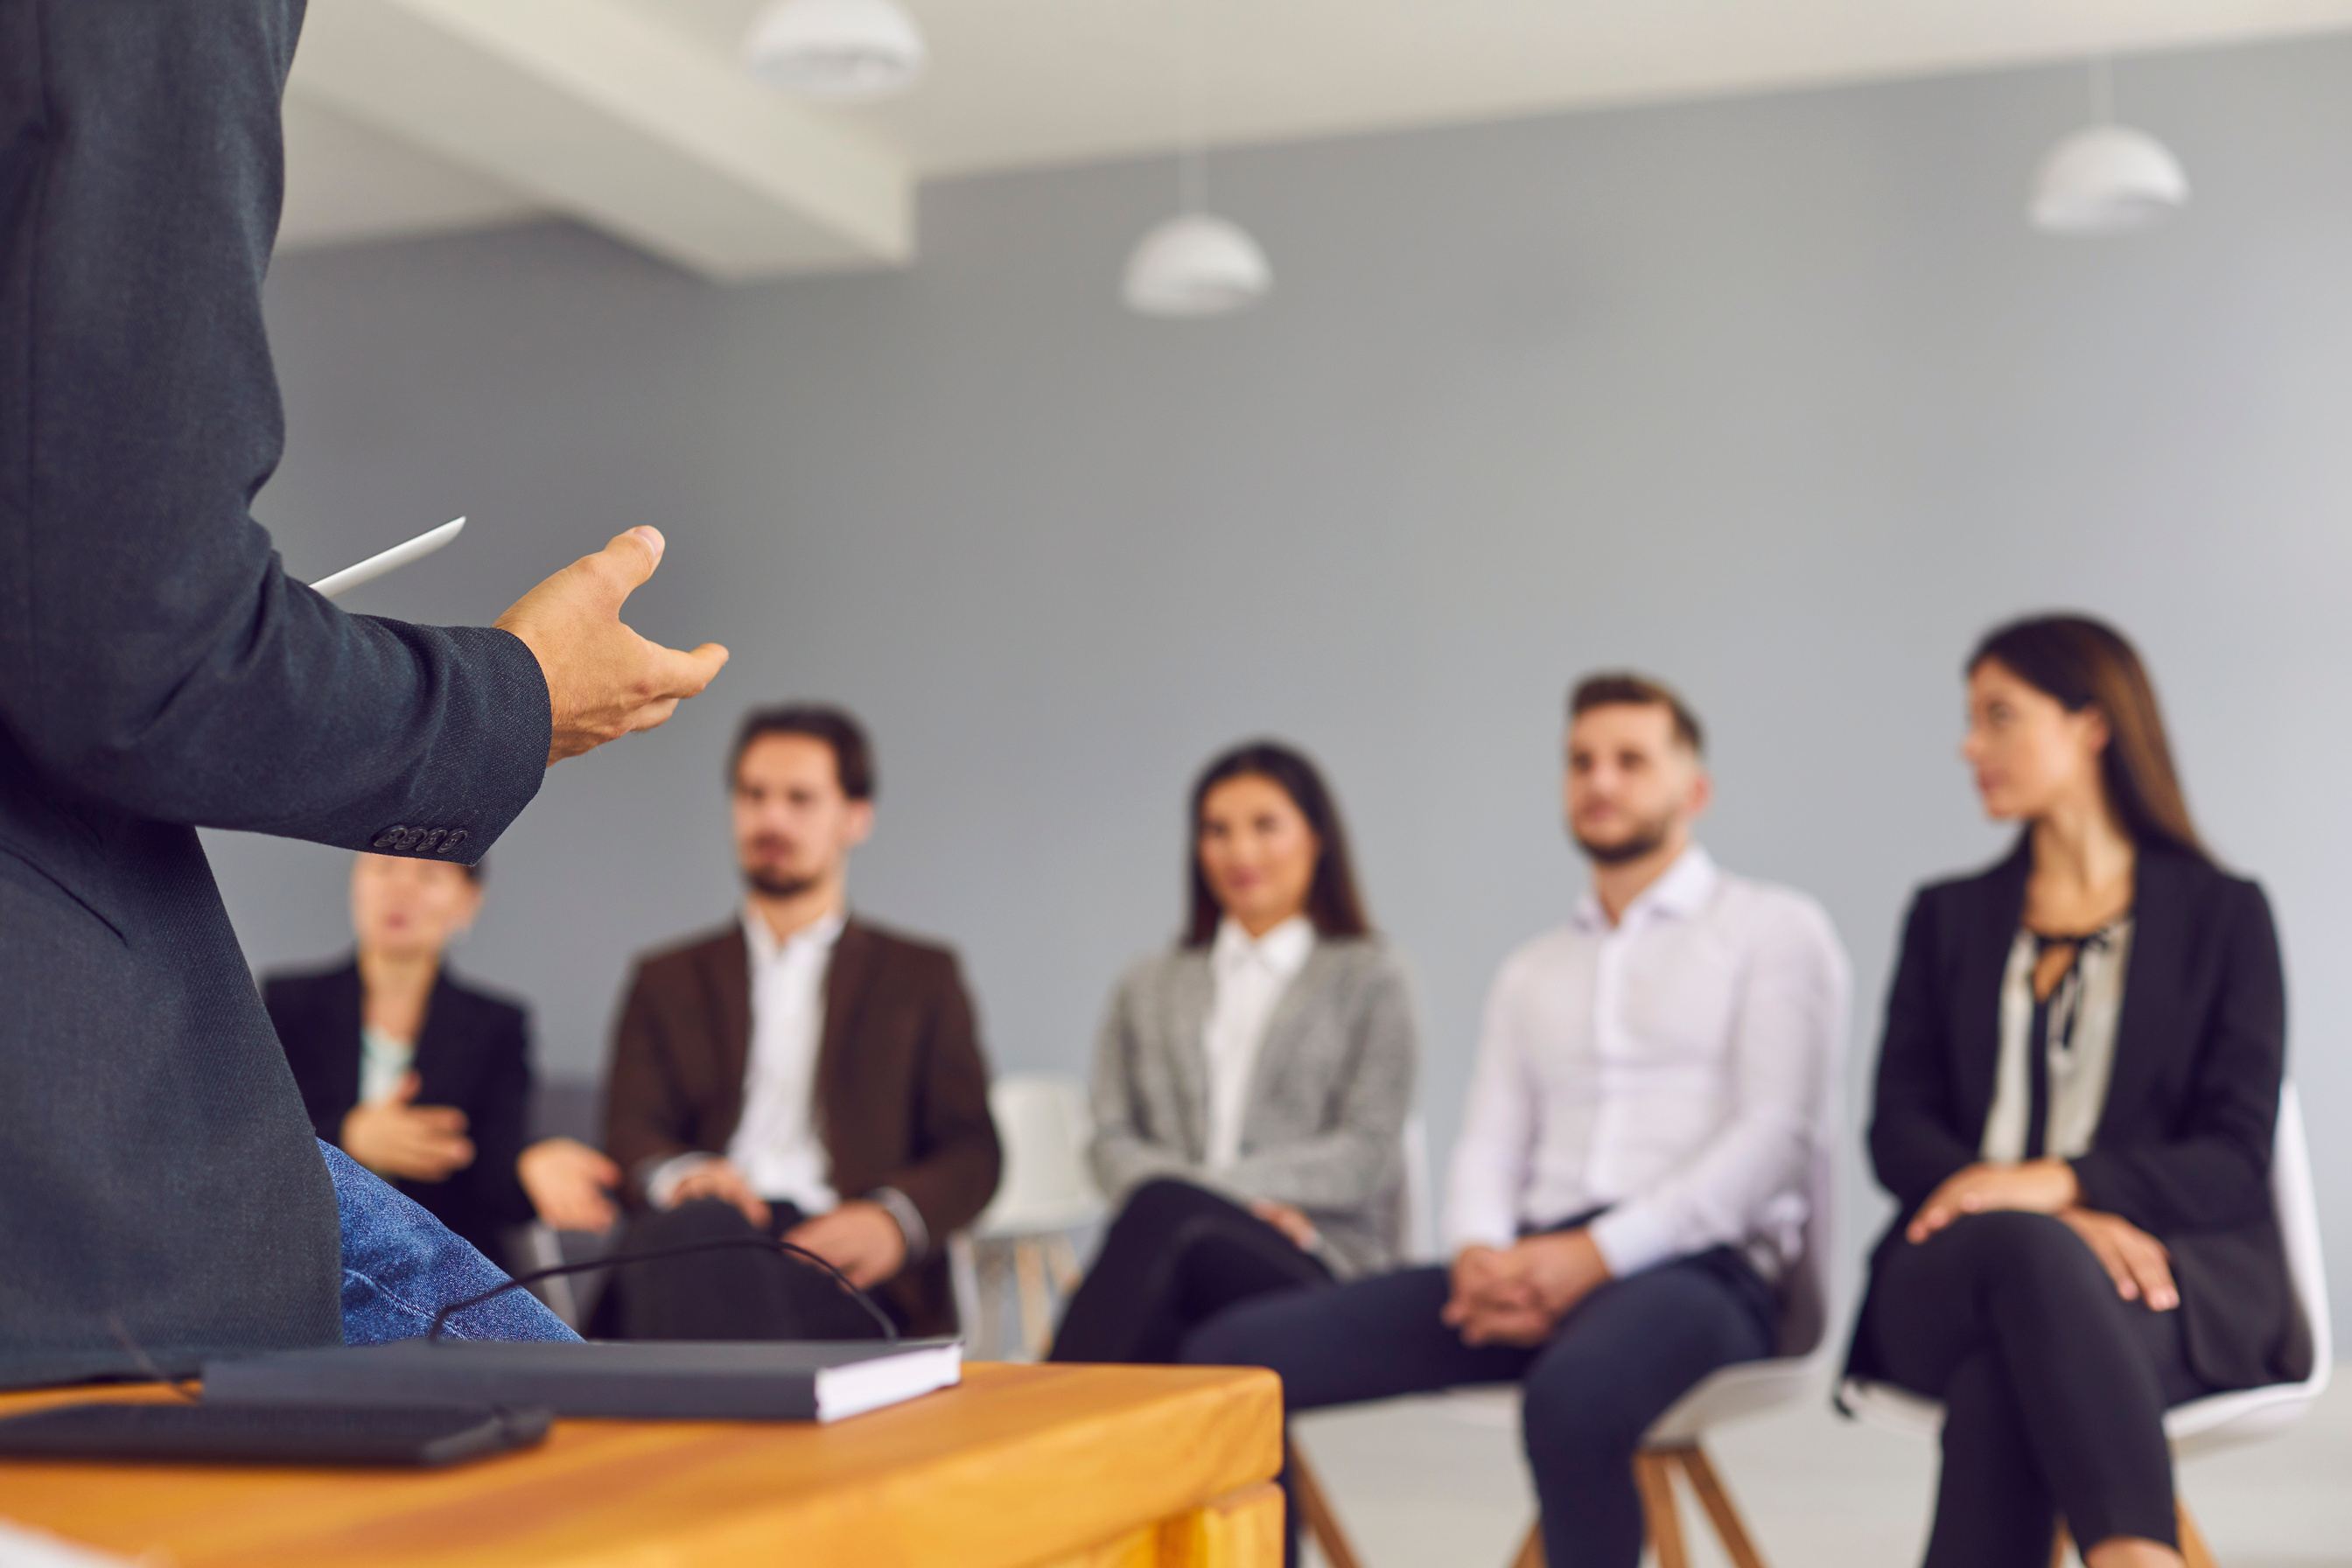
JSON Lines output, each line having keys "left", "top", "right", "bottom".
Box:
{"left": 0, "top": 2, "right": 549, "bottom": 1387}
{"left": 1852, "top": 839, "right": 2311, "bottom": 1394}
{"left": 267, "top": 961, "right": 537, "bottom": 1268}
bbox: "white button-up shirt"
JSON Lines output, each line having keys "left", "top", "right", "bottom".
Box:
{"left": 1443, "top": 847, "right": 1849, "bottom": 1280}
{"left": 719, "top": 905, "right": 846, "bottom": 1214}
{"left": 1203, "top": 915, "right": 1317, "bottom": 1169}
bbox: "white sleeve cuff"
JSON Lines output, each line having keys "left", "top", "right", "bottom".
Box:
{"left": 1587, "top": 1201, "right": 1678, "bottom": 1279}
{"left": 645, "top": 1152, "right": 720, "bottom": 1210}
{"left": 868, "top": 1186, "right": 929, "bottom": 1263}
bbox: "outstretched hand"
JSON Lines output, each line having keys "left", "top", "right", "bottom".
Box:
{"left": 494, "top": 527, "right": 729, "bottom": 766}
{"left": 517, "top": 1137, "right": 621, "bottom": 1233}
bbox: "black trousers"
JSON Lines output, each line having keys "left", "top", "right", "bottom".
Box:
{"left": 1184, "top": 1244, "right": 1775, "bottom": 1568}
{"left": 1048, "top": 1179, "right": 1334, "bottom": 1364}
{"left": 593, "top": 1198, "right": 895, "bottom": 1341}
{"left": 1865, "top": 1211, "right": 2214, "bottom": 1564}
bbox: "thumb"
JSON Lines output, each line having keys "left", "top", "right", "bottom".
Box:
{"left": 589, "top": 527, "right": 667, "bottom": 604}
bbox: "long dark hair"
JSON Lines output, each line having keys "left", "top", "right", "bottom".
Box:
{"left": 1183, "top": 741, "right": 1373, "bottom": 947}
{"left": 1969, "top": 614, "right": 2208, "bottom": 863}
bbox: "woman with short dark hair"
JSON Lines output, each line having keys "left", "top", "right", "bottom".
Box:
{"left": 1050, "top": 741, "right": 1418, "bottom": 1363}
{"left": 267, "top": 853, "right": 620, "bottom": 1272}
{"left": 1851, "top": 614, "right": 2310, "bottom": 1568}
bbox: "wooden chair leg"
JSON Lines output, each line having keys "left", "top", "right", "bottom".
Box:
{"left": 1508, "top": 1522, "right": 1544, "bottom": 1568}
{"left": 1286, "top": 1439, "right": 1367, "bottom": 1568}
{"left": 1012, "top": 1238, "right": 1054, "bottom": 1360}
{"left": 1676, "top": 1445, "right": 1768, "bottom": 1568}
{"left": 2176, "top": 1502, "right": 2217, "bottom": 1568}
{"left": 1636, "top": 1450, "right": 1690, "bottom": 1568}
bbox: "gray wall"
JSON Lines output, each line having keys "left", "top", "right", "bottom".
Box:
{"left": 216, "top": 32, "right": 2352, "bottom": 1330}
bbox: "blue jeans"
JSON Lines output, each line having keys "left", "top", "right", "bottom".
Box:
{"left": 1182, "top": 1250, "right": 1774, "bottom": 1568}
{"left": 320, "top": 1140, "right": 578, "bottom": 1346}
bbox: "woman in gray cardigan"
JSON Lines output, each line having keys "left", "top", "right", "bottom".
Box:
{"left": 1050, "top": 741, "right": 1418, "bottom": 1364}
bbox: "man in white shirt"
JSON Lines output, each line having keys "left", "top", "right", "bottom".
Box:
{"left": 1186, "top": 675, "right": 1848, "bottom": 1568}
{"left": 597, "top": 704, "right": 1001, "bottom": 1339}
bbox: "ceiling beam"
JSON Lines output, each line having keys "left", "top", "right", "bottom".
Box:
{"left": 289, "top": 0, "right": 913, "bottom": 281}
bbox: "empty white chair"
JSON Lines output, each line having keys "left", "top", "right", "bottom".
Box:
{"left": 948, "top": 1071, "right": 1106, "bottom": 1358}
{"left": 1840, "top": 1085, "right": 2329, "bottom": 1568}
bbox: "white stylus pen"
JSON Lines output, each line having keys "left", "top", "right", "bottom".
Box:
{"left": 307, "top": 516, "right": 466, "bottom": 600}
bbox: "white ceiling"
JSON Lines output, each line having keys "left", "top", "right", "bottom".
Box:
{"left": 280, "top": 0, "right": 2352, "bottom": 271}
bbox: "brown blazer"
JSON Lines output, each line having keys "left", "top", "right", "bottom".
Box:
{"left": 603, "top": 916, "right": 1001, "bottom": 1336}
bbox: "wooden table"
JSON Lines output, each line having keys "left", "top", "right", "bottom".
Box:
{"left": 0, "top": 1362, "right": 1283, "bottom": 1567}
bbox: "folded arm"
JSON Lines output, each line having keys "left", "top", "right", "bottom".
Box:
{"left": 859, "top": 955, "right": 1001, "bottom": 1260}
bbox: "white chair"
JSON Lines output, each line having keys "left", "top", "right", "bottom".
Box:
{"left": 1604, "top": 1144, "right": 1840, "bottom": 1568}
{"left": 1840, "top": 1086, "right": 2330, "bottom": 1568}
{"left": 948, "top": 1072, "right": 1106, "bottom": 1359}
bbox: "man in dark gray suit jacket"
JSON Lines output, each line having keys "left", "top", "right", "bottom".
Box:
{"left": 0, "top": 0, "right": 727, "bottom": 1389}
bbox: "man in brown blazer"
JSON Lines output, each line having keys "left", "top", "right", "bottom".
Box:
{"left": 599, "top": 704, "right": 999, "bottom": 1339}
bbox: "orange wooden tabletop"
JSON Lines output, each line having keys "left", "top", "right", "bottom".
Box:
{"left": 0, "top": 1362, "right": 1283, "bottom": 1568}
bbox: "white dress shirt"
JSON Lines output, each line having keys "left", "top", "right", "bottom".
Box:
{"left": 1203, "top": 915, "right": 1317, "bottom": 1169}
{"left": 1443, "top": 846, "right": 1849, "bottom": 1281}
{"left": 726, "top": 905, "right": 846, "bottom": 1213}
{"left": 1982, "top": 918, "right": 2132, "bottom": 1163}
{"left": 648, "top": 906, "right": 845, "bottom": 1215}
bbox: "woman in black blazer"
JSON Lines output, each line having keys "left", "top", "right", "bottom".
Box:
{"left": 1852, "top": 615, "right": 2309, "bottom": 1568}
{"left": 267, "top": 853, "right": 619, "bottom": 1270}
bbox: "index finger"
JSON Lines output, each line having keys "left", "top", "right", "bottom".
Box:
{"left": 641, "top": 640, "right": 731, "bottom": 702}
{"left": 2124, "top": 1235, "right": 2179, "bottom": 1310}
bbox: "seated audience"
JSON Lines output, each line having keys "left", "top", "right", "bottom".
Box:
{"left": 1850, "top": 615, "right": 2310, "bottom": 1568}
{"left": 598, "top": 704, "right": 1000, "bottom": 1340}
{"left": 1051, "top": 741, "right": 1418, "bottom": 1364}
{"left": 270, "top": 853, "right": 622, "bottom": 1274}
{"left": 1187, "top": 674, "right": 1848, "bottom": 1568}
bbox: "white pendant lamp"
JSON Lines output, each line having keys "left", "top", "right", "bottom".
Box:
{"left": 1123, "top": 1, "right": 1270, "bottom": 318}
{"left": 2029, "top": 55, "right": 2188, "bottom": 236}
{"left": 1124, "top": 214, "right": 1272, "bottom": 317}
{"left": 743, "top": 0, "right": 928, "bottom": 102}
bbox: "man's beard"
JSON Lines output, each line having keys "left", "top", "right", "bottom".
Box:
{"left": 1572, "top": 810, "right": 1675, "bottom": 867}
{"left": 744, "top": 866, "right": 820, "bottom": 900}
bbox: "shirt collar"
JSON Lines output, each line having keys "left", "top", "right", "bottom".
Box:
{"left": 1212, "top": 914, "right": 1316, "bottom": 979}
{"left": 742, "top": 904, "right": 847, "bottom": 969}
{"left": 1574, "top": 844, "right": 1719, "bottom": 932}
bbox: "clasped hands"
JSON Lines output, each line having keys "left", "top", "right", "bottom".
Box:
{"left": 1443, "top": 1230, "right": 1613, "bottom": 1348}
{"left": 1908, "top": 1158, "right": 2178, "bottom": 1312}
{"left": 668, "top": 1159, "right": 908, "bottom": 1289}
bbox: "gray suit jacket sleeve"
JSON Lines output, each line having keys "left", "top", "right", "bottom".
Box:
{"left": 1213, "top": 949, "right": 1417, "bottom": 1211}
{"left": 0, "top": 0, "right": 548, "bottom": 855}
{"left": 1087, "top": 962, "right": 1200, "bottom": 1200}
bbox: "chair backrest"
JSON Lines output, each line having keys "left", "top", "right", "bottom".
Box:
{"left": 1777, "top": 1142, "right": 1837, "bottom": 1362}
{"left": 528, "top": 1075, "right": 601, "bottom": 1145}
{"left": 2272, "top": 1085, "right": 2333, "bottom": 1378}
{"left": 1390, "top": 1111, "right": 1439, "bottom": 1265}
{"left": 976, "top": 1072, "right": 1103, "bottom": 1232}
